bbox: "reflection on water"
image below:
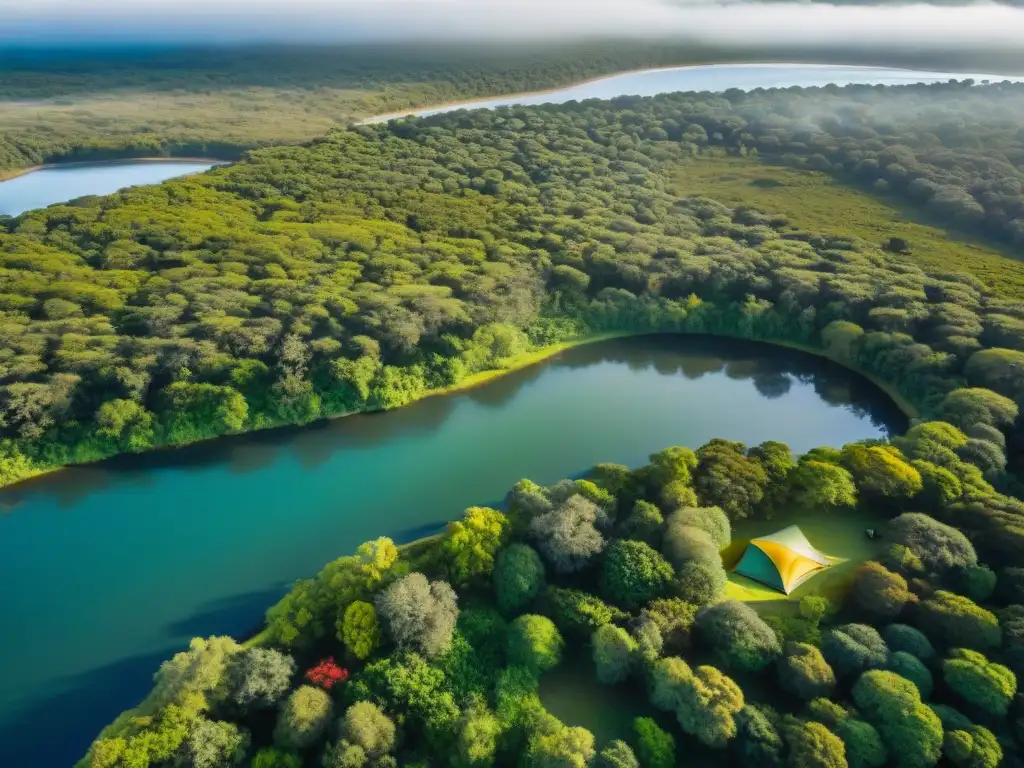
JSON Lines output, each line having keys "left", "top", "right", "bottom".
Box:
{"left": 0, "top": 334, "right": 905, "bottom": 767}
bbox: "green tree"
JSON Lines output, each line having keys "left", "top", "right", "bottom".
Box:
{"left": 596, "top": 740, "right": 639, "bottom": 768}
{"left": 632, "top": 717, "right": 675, "bottom": 768}
{"left": 375, "top": 573, "right": 459, "bottom": 659}
{"left": 778, "top": 643, "right": 836, "bottom": 701}
{"left": 524, "top": 726, "right": 596, "bottom": 768}
{"left": 881, "top": 624, "right": 935, "bottom": 661}
{"left": 340, "top": 701, "right": 396, "bottom": 758}
{"left": 250, "top": 748, "right": 301, "bottom": 768}
{"left": 937, "top": 388, "right": 1019, "bottom": 430}
{"left": 599, "top": 539, "right": 674, "bottom": 609}
{"left": 913, "top": 591, "right": 1000, "bottom": 650}
{"left": 220, "top": 647, "right": 295, "bottom": 712}
{"left": 455, "top": 697, "right": 500, "bottom": 768}
{"left": 788, "top": 460, "right": 857, "bottom": 511}
{"left": 617, "top": 501, "right": 664, "bottom": 547}
{"left": 274, "top": 685, "right": 333, "bottom": 751}
{"left": 821, "top": 624, "right": 889, "bottom": 680}
{"left": 493, "top": 543, "right": 546, "bottom": 615}
{"left": 848, "top": 562, "right": 915, "bottom": 621}
{"left": 839, "top": 444, "right": 922, "bottom": 503}
{"left": 442, "top": 506, "right": 509, "bottom": 587}
{"left": 339, "top": 601, "right": 381, "bottom": 661}
{"left": 886, "top": 513, "right": 977, "bottom": 575}
{"left": 782, "top": 717, "right": 848, "bottom": 768}
{"left": 175, "top": 718, "right": 249, "bottom": 768}
{"left": 95, "top": 398, "right": 156, "bottom": 452}
{"left": 544, "top": 587, "right": 624, "bottom": 638}
{"left": 887, "top": 651, "right": 933, "bottom": 699}
{"left": 733, "top": 704, "right": 784, "bottom": 768}
{"left": 508, "top": 614, "right": 564, "bottom": 673}
{"left": 942, "top": 648, "right": 1016, "bottom": 715}
{"left": 592, "top": 623, "right": 637, "bottom": 684}
{"left": 650, "top": 656, "right": 744, "bottom": 748}
{"left": 696, "top": 600, "right": 781, "bottom": 673}
{"left": 666, "top": 506, "right": 730, "bottom": 548}
{"left": 851, "top": 670, "right": 943, "bottom": 768}
{"left": 693, "top": 439, "right": 769, "bottom": 520}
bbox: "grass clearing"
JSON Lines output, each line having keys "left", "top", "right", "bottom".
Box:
{"left": 670, "top": 156, "right": 1024, "bottom": 302}
{"left": 722, "top": 508, "right": 887, "bottom": 606}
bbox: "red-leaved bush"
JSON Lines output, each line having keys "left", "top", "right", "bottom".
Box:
{"left": 305, "top": 657, "right": 349, "bottom": 690}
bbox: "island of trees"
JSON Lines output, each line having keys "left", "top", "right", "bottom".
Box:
{"left": 78, "top": 422, "right": 1024, "bottom": 768}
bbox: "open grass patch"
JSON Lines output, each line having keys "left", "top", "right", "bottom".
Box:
{"left": 723, "top": 508, "right": 887, "bottom": 606}
{"left": 670, "top": 156, "right": 1024, "bottom": 302}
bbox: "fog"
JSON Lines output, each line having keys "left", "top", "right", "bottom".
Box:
{"left": 1, "top": 0, "right": 1023, "bottom": 49}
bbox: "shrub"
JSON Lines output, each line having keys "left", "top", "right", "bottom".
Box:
{"left": 732, "top": 704, "right": 784, "bottom": 768}
{"left": 948, "top": 565, "right": 996, "bottom": 602}
{"left": 544, "top": 587, "right": 625, "bottom": 638}
{"left": 852, "top": 670, "right": 942, "bottom": 768}
{"left": 632, "top": 717, "right": 675, "bottom": 768}
{"left": 821, "top": 624, "right": 889, "bottom": 679}
{"left": 650, "top": 656, "right": 744, "bottom": 748}
{"left": 848, "top": 562, "right": 915, "bottom": 620}
{"left": 600, "top": 539, "right": 674, "bottom": 609}
{"left": 639, "top": 598, "right": 698, "bottom": 656}
{"left": 220, "top": 648, "right": 295, "bottom": 712}
{"left": 274, "top": 685, "right": 334, "bottom": 751}
{"left": 375, "top": 573, "right": 459, "bottom": 659}
{"left": 593, "top": 623, "right": 638, "bottom": 684}
{"left": 782, "top": 717, "right": 847, "bottom": 768}
{"left": 887, "top": 651, "right": 933, "bottom": 699}
{"left": 887, "top": 513, "right": 977, "bottom": 575}
{"left": 913, "top": 590, "right": 1000, "bottom": 650}
{"left": 881, "top": 624, "right": 935, "bottom": 661}
{"left": 674, "top": 560, "right": 727, "bottom": 605}
{"left": 942, "top": 648, "right": 1017, "bottom": 716}
{"left": 943, "top": 725, "right": 1002, "bottom": 768}
{"left": 493, "top": 543, "right": 546, "bottom": 615}
{"left": 618, "top": 500, "right": 665, "bottom": 546}
{"left": 508, "top": 614, "right": 564, "bottom": 673}
{"left": 778, "top": 642, "right": 836, "bottom": 700}
{"left": 696, "top": 601, "right": 781, "bottom": 672}
{"left": 596, "top": 740, "right": 639, "bottom": 768}
{"left": 662, "top": 524, "right": 719, "bottom": 569}
{"left": 340, "top": 701, "right": 396, "bottom": 758}
{"left": 528, "top": 495, "right": 606, "bottom": 574}
{"left": 831, "top": 719, "right": 886, "bottom": 768}
{"left": 340, "top": 601, "right": 381, "bottom": 661}
{"left": 666, "top": 507, "right": 730, "bottom": 549}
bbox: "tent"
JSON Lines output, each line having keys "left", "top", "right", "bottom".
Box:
{"left": 733, "top": 525, "right": 831, "bottom": 594}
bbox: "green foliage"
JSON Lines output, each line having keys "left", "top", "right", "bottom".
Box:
{"left": 494, "top": 543, "right": 546, "bottom": 615}
{"left": 454, "top": 698, "right": 501, "bottom": 768}
{"left": 693, "top": 439, "right": 769, "bottom": 520}
{"left": 830, "top": 720, "right": 886, "bottom": 768}
{"left": 340, "top": 701, "right": 396, "bottom": 758}
{"left": 617, "top": 501, "right": 665, "bottom": 547}
{"left": 340, "top": 601, "right": 381, "bottom": 661}
{"left": 524, "top": 725, "right": 596, "bottom": 768}
{"left": 375, "top": 573, "right": 459, "bottom": 659}
{"left": 176, "top": 717, "right": 249, "bottom": 768}
{"left": 851, "top": 670, "right": 943, "bottom": 768}
{"left": 250, "top": 748, "right": 301, "bottom": 768}
{"left": 733, "top": 704, "right": 784, "bottom": 768}
{"left": 220, "top": 647, "right": 295, "bottom": 713}
{"left": 782, "top": 717, "right": 848, "bottom": 768}
{"left": 913, "top": 590, "right": 1001, "bottom": 650}
{"left": 779, "top": 643, "right": 836, "bottom": 701}
{"left": 942, "top": 648, "right": 1017, "bottom": 716}
{"left": 886, "top": 513, "right": 977, "bottom": 575}
{"left": 662, "top": 523, "right": 719, "bottom": 569}
{"left": 632, "top": 717, "right": 675, "bottom": 768}
{"left": 442, "top": 507, "right": 509, "bottom": 587}
{"left": 667, "top": 506, "right": 730, "bottom": 549}
{"left": 529, "top": 495, "right": 606, "bottom": 575}
{"left": 881, "top": 624, "right": 935, "bottom": 661}
{"left": 595, "top": 740, "right": 639, "bottom": 768}
{"left": 788, "top": 460, "right": 858, "bottom": 512}
{"left": 848, "top": 561, "right": 915, "bottom": 621}
{"left": 696, "top": 600, "right": 781, "bottom": 673}
{"left": 887, "top": 651, "right": 933, "bottom": 699}
{"left": 649, "top": 656, "right": 744, "bottom": 748}
{"left": 674, "top": 559, "right": 728, "bottom": 605}
{"left": 273, "top": 685, "right": 333, "bottom": 751}
{"left": 599, "top": 539, "right": 674, "bottom": 609}
{"left": 943, "top": 724, "right": 1002, "bottom": 768}
{"left": 508, "top": 615, "right": 564, "bottom": 673}
{"left": 948, "top": 565, "right": 997, "bottom": 602}
{"left": 821, "top": 625, "right": 889, "bottom": 680}
{"left": 640, "top": 598, "right": 698, "bottom": 656}
{"left": 544, "top": 587, "right": 625, "bottom": 638}
{"left": 592, "top": 624, "right": 637, "bottom": 684}
{"left": 148, "top": 635, "right": 241, "bottom": 712}
{"left": 839, "top": 445, "right": 922, "bottom": 504}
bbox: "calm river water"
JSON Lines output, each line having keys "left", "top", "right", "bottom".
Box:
{"left": 0, "top": 335, "right": 905, "bottom": 765}
{"left": 0, "top": 160, "right": 218, "bottom": 217}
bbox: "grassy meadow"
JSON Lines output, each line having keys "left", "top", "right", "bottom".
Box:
{"left": 670, "top": 156, "right": 1024, "bottom": 302}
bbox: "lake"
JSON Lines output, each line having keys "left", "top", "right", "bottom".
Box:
{"left": 0, "top": 159, "right": 219, "bottom": 217}
{"left": 0, "top": 334, "right": 905, "bottom": 766}
{"left": 363, "top": 62, "right": 1024, "bottom": 123}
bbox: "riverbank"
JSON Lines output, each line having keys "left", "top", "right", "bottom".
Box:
{"left": 0, "top": 156, "right": 229, "bottom": 184}
{"left": 0, "top": 329, "right": 918, "bottom": 493}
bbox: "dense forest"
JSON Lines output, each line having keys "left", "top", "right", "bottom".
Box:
{"left": 79, "top": 427, "right": 1024, "bottom": 767}
{"left": 4, "top": 82, "right": 1024, "bottom": 491}
{"left": 3, "top": 42, "right": 1024, "bottom": 177}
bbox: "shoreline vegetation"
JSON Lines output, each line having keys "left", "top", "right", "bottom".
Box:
{"left": 0, "top": 329, "right": 918, "bottom": 494}
{"left": 82, "top": 421, "right": 1024, "bottom": 768}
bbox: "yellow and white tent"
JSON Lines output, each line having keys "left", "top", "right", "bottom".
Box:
{"left": 733, "top": 525, "right": 831, "bottom": 594}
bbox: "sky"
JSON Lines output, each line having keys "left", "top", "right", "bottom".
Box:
{"left": 1, "top": 0, "right": 1023, "bottom": 48}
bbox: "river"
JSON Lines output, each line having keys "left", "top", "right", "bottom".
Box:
{"left": 0, "top": 335, "right": 905, "bottom": 765}
{"left": 362, "top": 62, "right": 1024, "bottom": 123}
{"left": 0, "top": 159, "right": 219, "bottom": 217}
